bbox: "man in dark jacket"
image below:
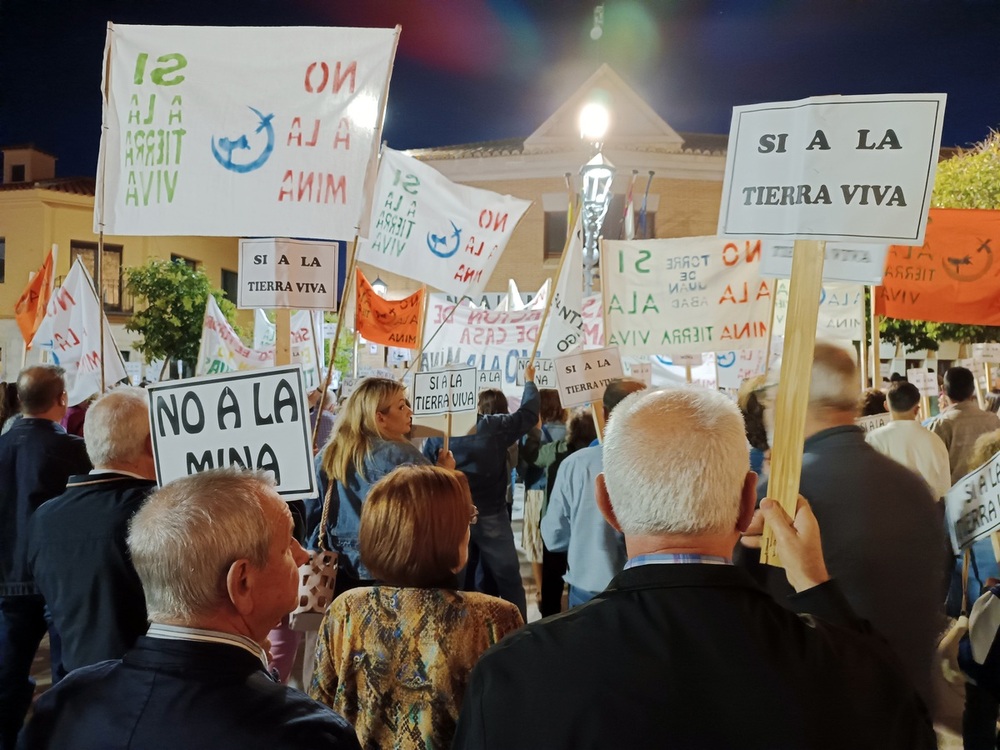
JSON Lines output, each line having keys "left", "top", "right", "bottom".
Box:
{"left": 0, "top": 365, "right": 91, "bottom": 750}
{"left": 29, "top": 386, "right": 157, "bottom": 672}
{"left": 18, "top": 469, "right": 360, "bottom": 750}
{"left": 423, "top": 363, "right": 539, "bottom": 619}
{"left": 453, "top": 387, "right": 936, "bottom": 750}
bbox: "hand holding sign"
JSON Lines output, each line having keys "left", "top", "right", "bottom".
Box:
{"left": 524, "top": 361, "right": 536, "bottom": 383}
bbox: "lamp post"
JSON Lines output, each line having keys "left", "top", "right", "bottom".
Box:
{"left": 579, "top": 102, "right": 615, "bottom": 294}
{"left": 371, "top": 277, "right": 388, "bottom": 297}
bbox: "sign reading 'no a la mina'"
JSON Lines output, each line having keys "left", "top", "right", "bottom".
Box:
{"left": 719, "top": 94, "right": 946, "bottom": 244}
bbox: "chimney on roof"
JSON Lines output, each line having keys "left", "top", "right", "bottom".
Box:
{"left": 1, "top": 145, "right": 57, "bottom": 184}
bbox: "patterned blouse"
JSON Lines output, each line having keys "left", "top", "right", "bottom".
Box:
{"left": 309, "top": 586, "right": 523, "bottom": 750}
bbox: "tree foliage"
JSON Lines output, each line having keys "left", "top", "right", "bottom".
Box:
{"left": 125, "top": 258, "right": 238, "bottom": 372}
{"left": 882, "top": 131, "right": 1000, "bottom": 350}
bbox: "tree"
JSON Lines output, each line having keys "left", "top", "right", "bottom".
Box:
{"left": 125, "top": 258, "right": 239, "bottom": 373}
{"left": 883, "top": 131, "right": 1000, "bottom": 351}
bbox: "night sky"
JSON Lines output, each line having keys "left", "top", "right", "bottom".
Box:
{"left": 2, "top": 0, "right": 1000, "bottom": 178}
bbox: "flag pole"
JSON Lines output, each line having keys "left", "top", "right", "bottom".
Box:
{"left": 398, "top": 294, "right": 470, "bottom": 383}
{"left": 528, "top": 200, "right": 581, "bottom": 366}
{"left": 639, "top": 171, "right": 654, "bottom": 239}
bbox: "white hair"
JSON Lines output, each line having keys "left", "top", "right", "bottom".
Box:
{"left": 602, "top": 387, "right": 749, "bottom": 536}
{"left": 127, "top": 469, "right": 274, "bottom": 623}
{"left": 808, "top": 342, "right": 859, "bottom": 411}
{"left": 85, "top": 387, "right": 151, "bottom": 468}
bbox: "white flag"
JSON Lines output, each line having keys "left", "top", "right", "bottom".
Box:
{"left": 32, "top": 259, "right": 128, "bottom": 405}
{"left": 537, "top": 216, "right": 585, "bottom": 358}
{"left": 357, "top": 148, "right": 531, "bottom": 296}
{"left": 254, "top": 309, "right": 275, "bottom": 350}
{"left": 217, "top": 306, "right": 322, "bottom": 388}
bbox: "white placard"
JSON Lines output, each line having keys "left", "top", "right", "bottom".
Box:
{"left": 659, "top": 354, "right": 704, "bottom": 367}
{"left": 411, "top": 367, "right": 477, "bottom": 417}
{"left": 516, "top": 358, "right": 556, "bottom": 387}
{"left": 760, "top": 241, "right": 890, "bottom": 284}
{"left": 773, "top": 280, "right": 865, "bottom": 341}
{"left": 124, "top": 361, "right": 144, "bottom": 385}
{"left": 719, "top": 94, "right": 946, "bottom": 244}
{"left": 553, "top": 346, "right": 625, "bottom": 408}
{"left": 477, "top": 369, "right": 503, "bottom": 389}
{"left": 97, "top": 24, "right": 397, "bottom": 239}
{"left": 238, "top": 239, "right": 339, "bottom": 309}
{"left": 907, "top": 368, "right": 938, "bottom": 396}
{"left": 147, "top": 365, "right": 316, "bottom": 499}
{"left": 715, "top": 348, "right": 774, "bottom": 390}
{"left": 972, "top": 343, "right": 1000, "bottom": 365}
{"left": 946, "top": 452, "right": 1000, "bottom": 552}
{"left": 855, "top": 413, "right": 891, "bottom": 434}
{"left": 625, "top": 361, "right": 652, "bottom": 385}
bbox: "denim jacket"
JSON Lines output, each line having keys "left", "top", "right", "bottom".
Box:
{"left": 310, "top": 438, "right": 429, "bottom": 582}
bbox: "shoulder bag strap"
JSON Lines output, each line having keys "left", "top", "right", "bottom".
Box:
{"left": 315, "top": 479, "right": 335, "bottom": 553}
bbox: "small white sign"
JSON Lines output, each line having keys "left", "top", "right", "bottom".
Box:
{"left": 946, "top": 452, "right": 1000, "bottom": 552}
{"left": 238, "top": 238, "right": 340, "bottom": 310}
{"left": 478, "top": 369, "right": 503, "bottom": 389}
{"left": 907, "top": 368, "right": 938, "bottom": 397}
{"left": 516, "top": 358, "right": 556, "bottom": 387}
{"left": 123, "top": 361, "right": 144, "bottom": 386}
{"left": 972, "top": 343, "right": 1000, "bottom": 365}
{"left": 554, "top": 346, "right": 625, "bottom": 408}
{"left": 147, "top": 365, "right": 316, "bottom": 499}
{"left": 761, "top": 241, "right": 890, "bottom": 284}
{"left": 855, "top": 413, "right": 890, "bottom": 434}
{"left": 625, "top": 361, "right": 652, "bottom": 385}
{"left": 411, "top": 367, "right": 478, "bottom": 417}
{"left": 719, "top": 94, "right": 946, "bottom": 244}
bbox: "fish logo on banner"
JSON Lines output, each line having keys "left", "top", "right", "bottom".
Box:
{"left": 357, "top": 148, "right": 531, "bottom": 296}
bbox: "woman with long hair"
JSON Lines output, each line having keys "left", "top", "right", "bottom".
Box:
{"left": 310, "top": 465, "right": 522, "bottom": 749}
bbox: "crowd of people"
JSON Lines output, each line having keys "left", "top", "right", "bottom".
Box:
{"left": 4, "top": 346, "right": 1000, "bottom": 748}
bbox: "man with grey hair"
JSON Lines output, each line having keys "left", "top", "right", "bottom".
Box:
{"left": 454, "top": 387, "right": 935, "bottom": 748}
{"left": 18, "top": 469, "right": 360, "bottom": 750}
{"left": 742, "top": 342, "right": 947, "bottom": 708}
{"left": 28, "top": 386, "right": 157, "bottom": 672}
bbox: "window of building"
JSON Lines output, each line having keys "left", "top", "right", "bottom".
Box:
{"left": 221, "top": 269, "right": 239, "bottom": 303}
{"left": 171, "top": 254, "right": 198, "bottom": 270}
{"left": 0, "top": 238, "right": 5, "bottom": 283}
{"left": 70, "top": 241, "right": 124, "bottom": 310}
{"left": 543, "top": 195, "right": 656, "bottom": 259}
{"left": 10, "top": 164, "right": 25, "bottom": 183}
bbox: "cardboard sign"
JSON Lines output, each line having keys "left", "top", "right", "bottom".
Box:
{"left": 411, "top": 367, "right": 477, "bottom": 417}
{"left": 773, "top": 280, "right": 865, "bottom": 341}
{"left": 478, "top": 369, "right": 503, "bottom": 389}
{"left": 516, "top": 358, "right": 556, "bottom": 387}
{"left": 907, "top": 368, "right": 938, "bottom": 397}
{"left": 946, "top": 452, "right": 1000, "bottom": 552}
{"left": 124, "top": 361, "right": 144, "bottom": 386}
{"left": 761, "top": 241, "right": 890, "bottom": 284}
{"left": 855, "top": 413, "right": 891, "bottom": 434}
{"left": 554, "top": 346, "right": 624, "bottom": 408}
{"left": 972, "top": 343, "right": 1000, "bottom": 365}
{"left": 624, "top": 360, "right": 652, "bottom": 385}
{"left": 651, "top": 354, "right": 718, "bottom": 389}
{"left": 715, "top": 348, "right": 775, "bottom": 390}
{"left": 238, "top": 239, "right": 339, "bottom": 309}
{"left": 719, "top": 93, "right": 946, "bottom": 244}
{"left": 147, "top": 365, "right": 316, "bottom": 499}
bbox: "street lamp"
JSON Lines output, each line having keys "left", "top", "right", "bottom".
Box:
{"left": 371, "top": 277, "right": 388, "bottom": 297}
{"left": 579, "top": 101, "right": 615, "bottom": 293}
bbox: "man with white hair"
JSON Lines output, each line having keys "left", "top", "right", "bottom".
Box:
{"left": 18, "top": 469, "right": 360, "bottom": 750}
{"left": 743, "top": 342, "right": 947, "bottom": 708}
{"left": 453, "top": 387, "right": 935, "bottom": 749}
{"left": 28, "top": 386, "right": 157, "bottom": 672}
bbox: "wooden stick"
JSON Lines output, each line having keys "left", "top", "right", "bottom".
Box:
{"left": 527, "top": 279, "right": 554, "bottom": 366}
{"left": 591, "top": 400, "right": 605, "bottom": 444}
{"left": 986, "top": 363, "right": 993, "bottom": 400}
{"left": 684, "top": 364, "right": 693, "bottom": 384}
{"left": 870, "top": 291, "right": 882, "bottom": 388}
{"left": 599, "top": 238, "right": 610, "bottom": 345}
{"left": 443, "top": 411, "right": 452, "bottom": 454}
{"left": 761, "top": 240, "right": 826, "bottom": 567}
{"left": 764, "top": 281, "right": 778, "bottom": 370}
{"left": 98, "top": 232, "right": 106, "bottom": 392}
{"left": 275, "top": 309, "right": 291, "bottom": 367}
{"left": 859, "top": 286, "right": 870, "bottom": 388}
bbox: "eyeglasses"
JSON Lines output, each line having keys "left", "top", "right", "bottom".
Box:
{"left": 470, "top": 506, "right": 479, "bottom": 525}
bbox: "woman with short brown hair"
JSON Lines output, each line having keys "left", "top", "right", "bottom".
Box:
{"left": 310, "top": 465, "right": 523, "bottom": 749}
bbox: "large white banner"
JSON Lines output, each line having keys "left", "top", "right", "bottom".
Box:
{"left": 357, "top": 148, "right": 531, "bottom": 296}
{"left": 147, "top": 365, "right": 316, "bottom": 499}
{"left": 33, "top": 259, "right": 128, "bottom": 405}
{"left": 97, "top": 24, "right": 398, "bottom": 238}
{"left": 602, "top": 237, "right": 774, "bottom": 356}
{"left": 718, "top": 94, "right": 946, "bottom": 244}
{"left": 772, "top": 279, "right": 865, "bottom": 341}
{"left": 238, "top": 239, "right": 339, "bottom": 310}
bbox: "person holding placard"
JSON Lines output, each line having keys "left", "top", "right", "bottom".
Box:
{"left": 453, "top": 388, "right": 936, "bottom": 749}
{"left": 310, "top": 465, "right": 522, "bottom": 750}
{"left": 422, "top": 365, "right": 540, "bottom": 620}
{"left": 311, "top": 378, "right": 455, "bottom": 597}
{"left": 929, "top": 366, "right": 1000, "bottom": 485}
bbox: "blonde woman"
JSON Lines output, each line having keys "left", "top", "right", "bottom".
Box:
{"left": 310, "top": 378, "right": 454, "bottom": 595}
{"left": 310, "top": 465, "right": 523, "bottom": 750}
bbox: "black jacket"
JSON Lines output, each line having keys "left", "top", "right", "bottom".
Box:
{"left": 453, "top": 564, "right": 936, "bottom": 750}
{"left": 28, "top": 472, "right": 156, "bottom": 671}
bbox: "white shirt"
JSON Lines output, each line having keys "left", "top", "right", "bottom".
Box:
{"left": 865, "top": 419, "right": 952, "bottom": 499}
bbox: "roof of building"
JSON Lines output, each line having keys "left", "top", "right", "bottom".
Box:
{"left": 0, "top": 143, "right": 58, "bottom": 158}
{"left": 0, "top": 176, "right": 95, "bottom": 195}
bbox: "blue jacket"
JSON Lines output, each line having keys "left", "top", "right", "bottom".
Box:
{"left": 423, "top": 382, "right": 540, "bottom": 515}
{"left": 311, "top": 439, "right": 430, "bottom": 582}
{"left": 0, "top": 417, "right": 91, "bottom": 596}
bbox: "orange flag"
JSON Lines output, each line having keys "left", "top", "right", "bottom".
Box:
{"left": 355, "top": 269, "right": 424, "bottom": 349}
{"left": 15, "top": 249, "right": 54, "bottom": 347}
{"left": 876, "top": 208, "right": 1000, "bottom": 326}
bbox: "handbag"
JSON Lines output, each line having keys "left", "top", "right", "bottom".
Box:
{"left": 938, "top": 549, "right": 971, "bottom": 685}
{"left": 288, "top": 480, "right": 338, "bottom": 632}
